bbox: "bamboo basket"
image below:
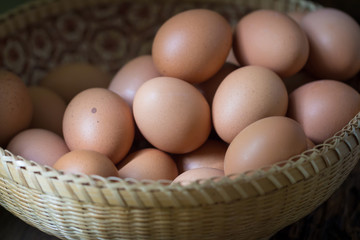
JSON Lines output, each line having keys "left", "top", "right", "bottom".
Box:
{"left": 0, "top": 0, "right": 359, "bottom": 239}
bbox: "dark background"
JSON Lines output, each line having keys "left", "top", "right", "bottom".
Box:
{"left": 0, "top": 0, "right": 359, "bottom": 239}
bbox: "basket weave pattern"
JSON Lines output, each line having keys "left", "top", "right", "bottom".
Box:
{"left": 0, "top": 0, "right": 359, "bottom": 239}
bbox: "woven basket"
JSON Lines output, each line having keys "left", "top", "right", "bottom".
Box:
{"left": 1, "top": 0, "right": 359, "bottom": 239}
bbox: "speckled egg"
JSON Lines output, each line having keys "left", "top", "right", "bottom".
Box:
{"left": 7, "top": 128, "right": 69, "bottom": 167}
{"left": 224, "top": 116, "right": 307, "bottom": 175}
{"left": 0, "top": 70, "right": 33, "bottom": 147}
{"left": 152, "top": 9, "right": 232, "bottom": 84}
{"left": 63, "top": 88, "right": 134, "bottom": 164}
{"left": 133, "top": 76, "right": 211, "bottom": 154}
{"left": 234, "top": 9, "right": 309, "bottom": 78}
{"left": 212, "top": 65, "right": 288, "bottom": 143}
{"left": 287, "top": 80, "right": 360, "bottom": 144}
{"left": 108, "top": 55, "right": 161, "bottom": 108}
{"left": 53, "top": 149, "right": 119, "bottom": 177}
{"left": 117, "top": 148, "right": 178, "bottom": 181}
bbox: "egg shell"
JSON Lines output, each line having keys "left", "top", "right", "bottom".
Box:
{"left": 287, "top": 80, "right": 360, "bottom": 144}
{"left": 63, "top": 88, "right": 135, "bottom": 164}
{"left": 172, "top": 167, "right": 224, "bottom": 185}
{"left": 53, "top": 150, "right": 119, "bottom": 177}
{"left": 233, "top": 9, "right": 309, "bottom": 78}
{"left": 0, "top": 70, "right": 33, "bottom": 147}
{"left": 133, "top": 76, "right": 211, "bottom": 154}
{"left": 300, "top": 8, "right": 360, "bottom": 80}
{"left": 40, "top": 62, "right": 111, "bottom": 103}
{"left": 173, "top": 139, "right": 227, "bottom": 173}
{"left": 28, "top": 86, "right": 67, "bottom": 136}
{"left": 152, "top": 9, "right": 232, "bottom": 84}
{"left": 224, "top": 116, "right": 307, "bottom": 175}
{"left": 196, "top": 62, "right": 238, "bottom": 107}
{"left": 117, "top": 148, "right": 178, "bottom": 181}
{"left": 212, "top": 65, "right": 288, "bottom": 143}
{"left": 108, "top": 55, "right": 161, "bottom": 108}
{"left": 7, "top": 128, "right": 69, "bottom": 167}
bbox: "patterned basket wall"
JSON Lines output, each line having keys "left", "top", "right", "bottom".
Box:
{"left": 1, "top": 0, "right": 360, "bottom": 239}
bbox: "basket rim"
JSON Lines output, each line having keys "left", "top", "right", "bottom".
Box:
{"left": 1, "top": 111, "right": 359, "bottom": 199}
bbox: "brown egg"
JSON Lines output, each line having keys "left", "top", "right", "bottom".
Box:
{"left": 224, "top": 116, "right": 307, "bottom": 175}
{"left": 174, "top": 139, "right": 227, "bottom": 173}
{"left": 28, "top": 86, "right": 67, "bottom": 136}
{"left": 234, "top": 9, "right": 309, "bottom": 78}
{"left": 0, "top": 70, "right": 33, "bottom": 147}
{"left": 172, "top": 167, "right": 224, "bottom": 185}
{"left": 53, "top": 150, "right": 119, "bottom": 177}
{"left": 108, "top": 55, "right": 161, "bottom": 108}
{"left": 117, "top": 148, "right": 178, "bottom": 181}
{"left": 133, "top": 77, "right": 211, "bottom": 154}
{"left": 63, "top": 88, "right": 134, "bottom": 164}
{"left": 196, "top": 62, "right": 238, "bottom": 107}
{"left": 7, "top": 128, "right": 69, "bottom": 166}
{"left": 152, "top": 9, "right": 232, "bottom": 84}
{"left": 39, "top": 62, "right": 111, "bottom": 103}
{"left": 287, "top": 80, "right": 360, "bottom": 144}
{"left": 212, "top": 65, "right": 288, "bottom": 143}
{"left": 300, "top": 8, "right": 360, "bottom": 80}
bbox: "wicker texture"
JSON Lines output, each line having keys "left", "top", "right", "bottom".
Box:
{"left": 0, "top": 0, "right": 359, "bottom": 239}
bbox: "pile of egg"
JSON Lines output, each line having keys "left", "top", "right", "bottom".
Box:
{"left": 1, "top": 7, "right": 360, "bottom": 185}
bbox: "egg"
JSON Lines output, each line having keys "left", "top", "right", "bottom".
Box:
{"left": 117, "top": 148, "right": 178, "bottom": 181}
{"left": 108, "top": 55, "right": 162, "bottom": 108}
{"left": 28, "top": 86, "right": 67, "bottom": 136}
{"left": 212, "top": 65, "right": 288, "bottom": 143}
{"left": 0, "top": 70, "right": 33, "bottom": 147}
{"left": 224, "top": 116, "right": 307, "bottom": 175}
{"left": 233, "top": 9, "right": 309, "bottom": 78}
{"left": 53, "top": 150, "right": 119, "bottom": 177}
{"left": 173, "top": 139, "right": 227, "bottom": 173}
{"left": 287, "top": 80, "right": 360, "bottom": 144}
{"left": 39, "top": 62, "right": 111, "bottom": 103}
{"left": 7, "top": 128, "right": 69, "bottom": 167}
{"left": 300, "top": 8, "right": 360, "bottom": 80}
{"left": 133, "top": 76, "right": 211, "bottom": 154}
{"left": 196, "top": 62, "right": 238, "bottom": 107}
{"left": 63, "top": 88, "right": 134, "bottom": 164}
{"left": 172, "top": 167, "right": 224, "bottom": 185}
{"left": 152, "top": 9, "right": 232, "bottom": 84}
